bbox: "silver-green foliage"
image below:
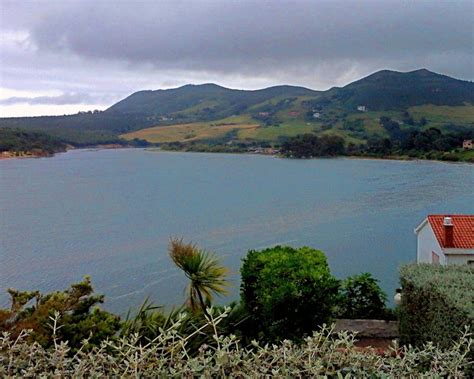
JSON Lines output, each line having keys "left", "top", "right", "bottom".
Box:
{"left": 1, "top": 308, "right": 472, "bottom": 377}
{"left": 399, "top": 263, "right": 474, "bottom": 348}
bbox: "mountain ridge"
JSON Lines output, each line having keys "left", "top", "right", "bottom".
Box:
{"left": 1, "top": 68, "right": 472, "bottom": 146}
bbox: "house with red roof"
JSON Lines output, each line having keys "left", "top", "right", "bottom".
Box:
{"left": 414, "top": 215, "right": 474, "bottom": 265}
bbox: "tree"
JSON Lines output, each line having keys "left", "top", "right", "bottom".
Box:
{"left": 169, "top": 238, "right": 228, "bottom": 314}
{"left": 0, "top": 277, "right": 120, "bottom": 349}
{"left": 367, "top": 137, "right": 392, "bottom": 154}
{"left": 337, "top": 273, "right": 388, "bottom": 319}
{"left": 240, "top": 246, "right": 339, "bottom": 342}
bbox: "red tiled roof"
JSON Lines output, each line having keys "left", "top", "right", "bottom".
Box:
{"left": 428, "top": 215, "right": 474, "bottom": 249}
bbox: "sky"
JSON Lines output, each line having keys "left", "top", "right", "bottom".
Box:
{"left": 0, "top": 0, "right": 472, "bottom": 117}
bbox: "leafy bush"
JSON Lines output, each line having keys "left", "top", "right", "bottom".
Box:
{"left": 337, "top": 273, "right": 390, "bottom": 319}
{"left": 240, "top": 246, "right": 339, "bottom": 341}
{"left": 120, "top": 299, "right": 249, "bottom": 354}
{"left": 1, "top": 309, "right": 472, "bottom": 377}
{"left": 399, "top": 264, "right": 474, "bottom": 349}
{"left": 0, "top": 277, "right": 120, "bottom": 350}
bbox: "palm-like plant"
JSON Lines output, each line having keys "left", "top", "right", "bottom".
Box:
{"left": 169, "top": 238, "right": 228, "bottom": 314}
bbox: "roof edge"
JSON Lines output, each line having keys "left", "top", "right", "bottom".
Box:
{"left": 414, "top": 218, "right": 428, "bottom": 234}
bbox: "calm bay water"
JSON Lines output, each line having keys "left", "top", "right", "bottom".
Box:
{"left": 1, "top": 149, "right": 473, "bottom": 313}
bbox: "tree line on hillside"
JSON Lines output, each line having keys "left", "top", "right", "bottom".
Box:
{"left": 280, "top": 124, "right": 473, "bottom": 161}
{"left": 0, "top": 128, "right": 67, "bottom": 155}
{"left": 0, "top": 127, "right": 151, "bottom": 155}
{"left": 280, "top": 134, "right": 346, "bottom": 158}
{"left": 364, "top": 117, "right": 473, "bottom": 159}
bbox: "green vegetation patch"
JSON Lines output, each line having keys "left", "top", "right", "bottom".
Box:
{"left": 240, "top": 246, "right": 339, "bottom": 342}
{"left": 238, "top": 121, "right": 315, "bottom": 141}
{"left": 399, "top": 263, "right": 474, "bottom": 349}
{"left": 408, "top": 104, "right": 474, "bottom": 130}
{"left": 122, "top": 121, "right": 259, "bottom": 143}
{"left": 0, "top": 128, "right": 67, "bottom": 155}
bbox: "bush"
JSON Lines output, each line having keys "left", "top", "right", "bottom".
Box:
{"left": 399, "top": 264, "right": 474, "bottom": 349}
{"left": 240, "top": 246, "right": 339, "bottom": 341}
{"left": 0, "top": 277, "right": 120, "bottom": 350}
{"left": 1, "top": 309, "right": 472, "bottom": 377}
{"left": 337, "top": 273, "right": 390, "bottom": 319}
{"left": 120, "top": 299, "right": 250, "bottom": 354}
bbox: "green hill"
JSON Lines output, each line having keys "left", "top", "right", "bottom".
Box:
{"left": 107, "top": 84, "right": 317, "bottom": 122}
{"left": 0, "top": 69, "right": 473, "bottom": 147}
{"left": 323, "top": 69, "right": 474, "bottom": 111}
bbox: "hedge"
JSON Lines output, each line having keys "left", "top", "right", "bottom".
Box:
{"left": 399, "top": 263, "right": 473, "bottom": 348}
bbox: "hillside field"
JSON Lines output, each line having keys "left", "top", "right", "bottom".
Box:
{"left": 122, "top": 119, "right": 259, "bottom": 143}
{"left": 122, "top": 104, "right": 474, "bottom": 145}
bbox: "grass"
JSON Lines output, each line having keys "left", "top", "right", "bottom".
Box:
{"left": 175, "top": 100, "right": 220, "bottom": 115}
{"left": 122, "top": 122, "right": 259, "bottom": 143}
{"left": 212, "top": 114, "right": 256, "bottom": 124}
{"left": 238, "top": 121, "right": 315, "bottom": 141}
{"left": 321, "top": 129, "right": 366, "bottom": 145}
{"left": 451, "top": 149, "right": 474, "bottom": 162}
{"left": 408, "top": 104, "right": 474, "bottom": 130}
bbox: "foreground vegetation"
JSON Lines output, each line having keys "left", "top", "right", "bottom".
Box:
{"left": 2, "top": 311, "right": 472, "bottom": 377}
{"left": 399, "top": 264, "right": 474, "bottom": 348}
{"left": 1, "top": 241, "right": 473, "bottom": 375}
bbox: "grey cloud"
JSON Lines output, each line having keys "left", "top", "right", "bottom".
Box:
{"left": 0, "top": 93, "right": 101, "bottom": 105}
{"left": 0, "top": 0, "right": 472, "bottom": 117}
{"left": 12, "top": 0, "right": 472, "bottom": 79}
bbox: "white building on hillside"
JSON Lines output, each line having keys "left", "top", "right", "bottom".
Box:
{"left": 414, "top": 215, "right": 474, "bottom": 265}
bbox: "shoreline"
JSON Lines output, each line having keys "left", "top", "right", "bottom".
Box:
{"left": 1, "top": 145, "right": 472, "bottom": 165}
{"left": 0, "top": 144, "right": 134, "bottom": 161}
{"left": 154, "top": 147, "right": 474, "bottom": 165}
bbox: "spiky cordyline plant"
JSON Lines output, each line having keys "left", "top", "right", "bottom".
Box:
{"left": 169, "top": 238, "right": 228, "bottom": 314}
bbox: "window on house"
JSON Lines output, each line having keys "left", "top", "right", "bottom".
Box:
{"left": 431, "top": 251, "right": 440, "bottom": 264}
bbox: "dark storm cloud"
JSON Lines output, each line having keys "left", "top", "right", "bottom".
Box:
{"left": 0, "top": 93, "right": 97, "bottom": 105}
{"left": 5, "top": 0, "right": 471, "bottom": 79}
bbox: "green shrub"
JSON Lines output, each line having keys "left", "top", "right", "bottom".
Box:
{"left": 399, "top": 264, "right": 474, "bottom": 349}
{"left": 240, "top": 246, "right": 339, "bottom": 341}
{"left": 337, "top": 272, "right": 390, "bottom": 319}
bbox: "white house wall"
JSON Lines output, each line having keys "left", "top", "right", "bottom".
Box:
{"left": 417, "top": 223, "right": 446, "bottom": 264}
{"left": 446, "top": 254, "right": 474, "bottom": 265}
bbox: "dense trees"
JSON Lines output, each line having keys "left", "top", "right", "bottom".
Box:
{"left": 281, "top": 134, "right": 345, "bottom": 158}
{"left": 279, "top": 120, "right": 472, "bottom": 162}
{"left": 0, "top": 128, "right": 66, "bottom": 154}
